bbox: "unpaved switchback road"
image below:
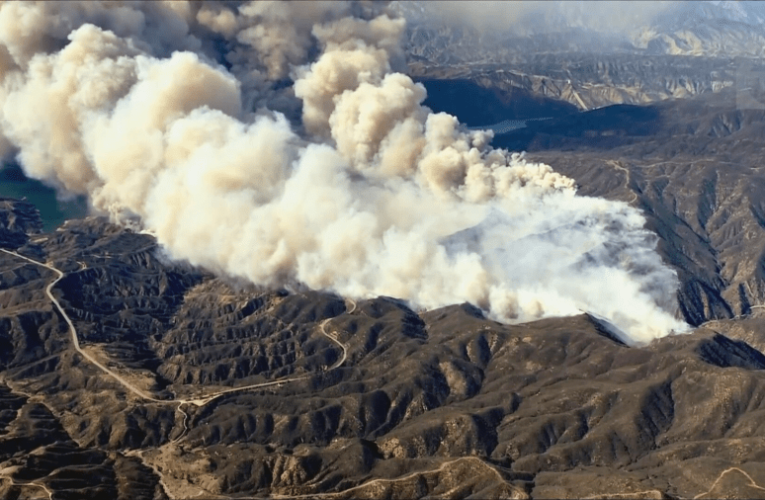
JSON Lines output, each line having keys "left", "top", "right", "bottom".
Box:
{"left": 317, "top": 298, "right": 356, "bottom": 371}
{"left": 320, "top": 319, "right": 347, "bottom": 370}
{"left": 0, "top": 475, "right": 53, "bottom": 500}
{"left": 0, "top": 248, "right": 164, "bottom": 402}
{"left": 1, "top": 248, "right": 359, "bottom": 499}
{"left": 0, "top": 248, "right": 353, "bottom": 407}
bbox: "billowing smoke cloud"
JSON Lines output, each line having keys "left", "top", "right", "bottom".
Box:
{"left": 0, "top": 1, "right": 688, "bottom": 343}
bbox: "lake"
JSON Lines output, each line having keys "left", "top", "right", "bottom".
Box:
{"left": 0, "top": 163, "right": 89, "bottom": 232}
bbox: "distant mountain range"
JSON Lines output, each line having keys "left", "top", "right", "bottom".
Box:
{"left": 395, "top": 0, "right": 765, "bottom": 58}
{"left": 397, "top": 1, "right": 765, "bottom": 111}
{"left": 636, "top": 1, "right": 765, "bottom": 57}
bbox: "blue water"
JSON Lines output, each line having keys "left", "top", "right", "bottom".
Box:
{"left": 467, "top": 117, "right": 553, "bottom": 135}
{"left": 0, "top": 163, "right": 89, "bottom": 232}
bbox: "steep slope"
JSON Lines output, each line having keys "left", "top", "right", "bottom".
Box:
{"left": 423, "top": 82, "right": 765, "bottom": 326}
{"left": 401, "top": 1, "right": 765, "bottom": 110}
{"left": 0, "top": 209, "right": 764, "bottom": 498}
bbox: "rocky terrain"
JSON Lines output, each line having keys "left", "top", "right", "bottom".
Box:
{"left": 400, "top": 1, "right": 765, "bottom": 111}
{"left": 2, "top": 124, "right": 765, "bottom": 499}
{"left": 3, "top": 2, "right": 765, "bottom": 498}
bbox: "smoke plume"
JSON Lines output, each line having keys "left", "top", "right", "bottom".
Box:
{"left": 0, "top": 1, "right": 688, "bottom": 344}
{"left": 399, "top": 1, "right": 677, "bottom": 38}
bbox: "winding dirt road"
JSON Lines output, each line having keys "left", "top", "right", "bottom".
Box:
{"left": 0, "top": 476, "right": 53, "bottom": 500}
{"left": 0, "top": 248, "right": 164, "bottom": 402}
{"left": 7, "top": 250, "right": 765, "bottom": 499}
{"left": 693, "top": 467, "right": 765, "bottom": 499}
{"left": 0, "top": 248, "right": 352, "bottom": 408}
{"left": 320, "top": 318, "right": 348, "bottom": 370}
{"left": 270, "top": 456, "right": 509, "bottom": 500}
{"left": 606, "top": 159, "right": 638, "bottom": 204}
{"left": 1, "top": 248, "right": 360, "bottom": 499}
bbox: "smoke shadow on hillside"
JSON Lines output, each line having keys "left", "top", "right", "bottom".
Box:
{"left": 495, "top": 103, "right": 665, "bottom": 151}
{"left": 419, "top": 78, "right": 579, "bottom": 126}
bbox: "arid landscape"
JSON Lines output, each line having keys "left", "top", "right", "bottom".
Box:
{"left": 2, "top": 1, "right": 765, "bottom": 499}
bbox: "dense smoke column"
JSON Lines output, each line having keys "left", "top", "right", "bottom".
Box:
{"left": 0, "top": 1, "right": 687, "bottom": 343}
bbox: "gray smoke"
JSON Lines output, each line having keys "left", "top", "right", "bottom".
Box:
{"left": 397, "top": 1, "right": 677, "bottom": 37}
{"left": 0, "top": 0, "right": 688, "bottom": 343}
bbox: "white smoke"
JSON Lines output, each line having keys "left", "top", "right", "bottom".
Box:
{"left": 0, "top": 1, "right": 688, "bottom": 344}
